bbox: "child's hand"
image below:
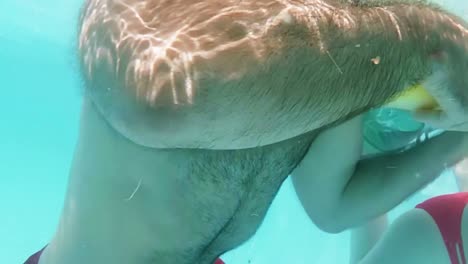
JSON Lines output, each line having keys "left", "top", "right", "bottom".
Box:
{"left": 413, "top": 108, "right": 468, "bottom": 131}
{"left": 455, "top": 158, "right": 468, "bottom": 192}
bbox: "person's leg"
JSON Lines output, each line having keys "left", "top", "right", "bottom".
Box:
{"left": 354, "top": 209, "right": 450, "bottom": 264}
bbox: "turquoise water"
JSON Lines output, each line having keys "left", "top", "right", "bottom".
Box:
{"left": 0, "top": 1, "right": 466, "bottom": 263}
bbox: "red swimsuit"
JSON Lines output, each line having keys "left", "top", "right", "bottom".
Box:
{"left": 416, "top": 192, "right": 468, "bottom": 264}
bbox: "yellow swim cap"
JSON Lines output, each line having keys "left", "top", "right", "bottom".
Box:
{"left": 385, "top": 84, "right": 440, "bottom": 111}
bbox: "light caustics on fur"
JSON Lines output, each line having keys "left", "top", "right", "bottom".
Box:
{"left": 78, "top": 0, "right": 467, "bottom": 108}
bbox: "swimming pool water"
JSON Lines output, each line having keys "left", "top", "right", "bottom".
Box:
{"left": 1, "top": 1, "right": 466, "bottom": 263}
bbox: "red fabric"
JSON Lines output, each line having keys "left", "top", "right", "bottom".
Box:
{"left": 24, "top": 247, "right": 45, "bottom": 264}
{"left": 25, "top": 247, "right": 225, "bottom": 264}
{"left": 416, "top": 192, "right": 468, "bottom": 264}
{"left": 214, "top": 258, "right": 226, "bottom": 264}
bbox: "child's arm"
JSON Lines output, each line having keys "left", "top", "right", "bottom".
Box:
{"left": 291, "top": 115, "right": 467, "bottom": 233}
